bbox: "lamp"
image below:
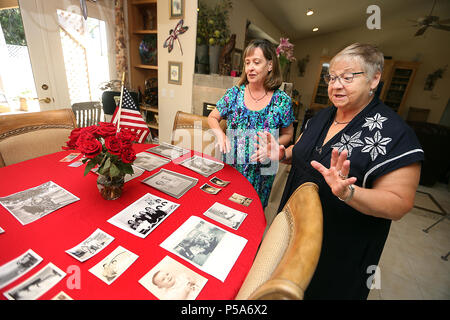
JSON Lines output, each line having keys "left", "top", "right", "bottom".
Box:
{"left": 306, "top": 8, "right": 314, "bottom": 16}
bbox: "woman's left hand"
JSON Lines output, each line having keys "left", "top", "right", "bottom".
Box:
{"left": 311, "top": 148, "right": 357, "bottom": 199}
{"left": 250, "top": 131, "right": 283, "bottom": 163}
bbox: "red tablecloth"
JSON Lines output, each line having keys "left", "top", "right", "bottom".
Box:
{"left": 0, "top": 144, "right": 266, "bottom": 300}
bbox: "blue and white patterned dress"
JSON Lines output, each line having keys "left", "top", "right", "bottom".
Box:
{"left": 216, "top": 84, "right": 294, "bottom": 208}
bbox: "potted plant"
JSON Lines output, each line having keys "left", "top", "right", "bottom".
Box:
{"left": 196, "top": 0, "right": 232, "bottom": 74}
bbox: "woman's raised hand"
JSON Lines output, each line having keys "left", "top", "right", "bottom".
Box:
{"left": 310, "top": 148, "right": 357, "bottom": 198}
{"left": 251, "top": 131, "right": 284, "bottom": 163}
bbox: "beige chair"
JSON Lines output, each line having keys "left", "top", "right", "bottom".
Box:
{"left": 235, "top": 182, "right": 323, "bottom": 300}
{"left": 71, "top": 101, "right": 102, "bottom": 128}
{"left": 0, "top": 109, "right": 77, "bottom": 167}
{"left": 171, "top": 111, "right": 226, "bottom": 158}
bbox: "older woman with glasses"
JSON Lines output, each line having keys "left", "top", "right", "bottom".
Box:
{"left": 252, "top": 43, "right": 423, "bottom": 299}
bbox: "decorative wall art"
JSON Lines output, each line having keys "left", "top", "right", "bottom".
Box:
{"left": 168, "top": 61, "right": 182, "bottom": 85}
{"left": 163, "top": 19, "right": 189, "bottom": 55}
{"left": 170, "top": 0, "right": 184, "bottom": 19}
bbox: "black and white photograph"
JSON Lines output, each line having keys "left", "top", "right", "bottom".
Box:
{"left": 203, "top": 202, "right": 248, "bottom": 230}
{"left": 91, "top": 165, "right": 144, "bottom": 183}
{"left": 160, "top": 216, "right": 247, "bottom": 282}
{"left": 108, "top": 193, "right": 180, "bottom": 238}
{"left": 179, "top": 155, "right": 224, "bottom": 177}
{"left": 0, "top": 181, "right": 80, "bottom": 225}
{"left": 3, "top": 262, "right": 66, "bottom": 300}
{"left": 0, "top": 249, "right": 43, "bottom": 290}
{"left": 209, "top": 176, "right": 230, "bottom": 187}
{"left": 200, "top": 183, "right": 221, "bottom": 195}
{"left": 65, "top": 229, "right": 115, "bottom": 262}
{"left": 89, "top": 246, "right": 138, "bottom": 285}
{"left": 146, "top": 142, "right": 189, "bottom": 160}
{"left": 142, "top": 169, "right": 198, "bottom": 199}
{"left": 139, "top": 256, "right": 207, "bottom": 300}
{"left": 229, "top": 193, "right": 253, "bottom": 207}
{"left": 133, "top": 152, "right": 171, "bottom": 172}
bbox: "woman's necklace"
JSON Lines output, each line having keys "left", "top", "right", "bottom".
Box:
{"left": 247, "top": 85, "right": 267, "bottom": 102}
{"left": 333, "top": 119, "right": 351, "bottom": 125}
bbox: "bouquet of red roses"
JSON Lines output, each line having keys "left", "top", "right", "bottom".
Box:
{"left": 63, "top": 122, "right": 137, "bottom": 180}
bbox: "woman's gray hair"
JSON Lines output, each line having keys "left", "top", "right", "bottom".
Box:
{"left": 331, "top": 43, "right": 384, "bottom": 81}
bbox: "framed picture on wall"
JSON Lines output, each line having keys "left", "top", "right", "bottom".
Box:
{"left": 168, "top": 61, "right": 182, "bottom": 85}
{"left": 170, "top": 0, "right": 184, "bottom": 19}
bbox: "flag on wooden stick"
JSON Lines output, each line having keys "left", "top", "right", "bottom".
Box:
{"left": 111, "top": 87, "right": 150, "bottom": 143}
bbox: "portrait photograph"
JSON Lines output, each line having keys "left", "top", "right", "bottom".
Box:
{"left": 0, "top": 181, "right": 80, "bottom": 225}
{"left": 200, "top": 183, "right": 221, "bottom": 195}
{"left": 160, "top": 216, "right": 247, "bottom": 281}
{"left": 0, "top": 249, "right": 43, "bottom": 290}
{"left": 146, "top": 142, "right": 189, "bottom": 160}
{"left": 180, "top": 155, "right": 224, "bottom": 177}
{"left": 168, "top": 61, "right": 182, "bottom": 85}
{"left": 142, "top": 169, "right": 198, "bottom": 199}
{"left": 134, "top": 152, "right": 171, "bottom": 172}
{"left": 4, "top": 263, "right": 66, "bottom": 300}
{"left": 89, "top": 246, "right": 138, "bottom": 285}
{"left": 65, "top": 228, "right": 114, "bottom": 262}
{"left": 139, "top": 256, "right": 207, "bottom": 300}
{"left": 209, "top": 176, "right": 230, "bottom": 187}
{"left": 229, "top": 193, "right": 253, "bottom": 207}
{"left": 203, "top": 202, "right": 248, "bottom": 230}
{"left": 108, "top": 193, "right": 180, "bottom": 238}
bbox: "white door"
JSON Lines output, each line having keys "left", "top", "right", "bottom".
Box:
{"left": 18, "top": 0, "right": 115, "bottom": 110}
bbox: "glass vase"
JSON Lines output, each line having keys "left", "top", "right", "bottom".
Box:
{"left": 97, "top": 174, "right": 125, "bottom": 200}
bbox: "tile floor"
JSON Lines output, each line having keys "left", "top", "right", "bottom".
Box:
{"left": 264, "top": 164, "right": 450, "bottom": 300}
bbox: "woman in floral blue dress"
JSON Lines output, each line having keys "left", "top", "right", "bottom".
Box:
{"left": 208, "top": 39, "right": 294, "bottom": 208}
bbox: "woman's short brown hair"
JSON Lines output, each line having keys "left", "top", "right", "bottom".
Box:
{"left": 237, "top": 39, "right": 283, "bottom": 91}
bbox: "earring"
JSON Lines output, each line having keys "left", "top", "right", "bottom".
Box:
{"left": 369, "top": 89, "right": 374, "bottom": 96}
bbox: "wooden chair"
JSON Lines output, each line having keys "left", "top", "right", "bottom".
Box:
{"left": 0, "top": 109, "right": 77, "bottom": 167}
{"left": 71, "top": 102, "right": 102, "bottom": 127}
{"left": 235, "top": 182, "right": 323, "bottom": 300}
{"left": 171, "top": 111, "right": 226, "bottom": 158}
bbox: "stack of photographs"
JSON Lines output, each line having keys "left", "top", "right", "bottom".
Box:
{"left": 0, "top": 181, "right": 79, "bottom": 225}
{"left": 108, "top": 193, "right": 180, "bottom": 238}
{"left": 133, "top": 152, "right": 171, "bottom": 172}
{"left": 179, "top": 155, "right": 224, "bottom": 177}
{"left": 141, "top": 169, "right": 198, "bottom": 199}
{"left": 146, "top": 143, "right": 190, "bottom": 160}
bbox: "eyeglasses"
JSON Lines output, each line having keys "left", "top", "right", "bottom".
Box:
{"left": 323, "top": 72, "right": 365, "bottom": 85}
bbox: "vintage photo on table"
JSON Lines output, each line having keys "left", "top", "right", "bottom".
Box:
{"left": 108, "top": 193, "right": 180, "bottom": 238}
{"left": 134, "top": 152, "right": 171, "bottom": 172}
{"left": 139, "top": 256, "right": 208, "bottom": 300}
{"left": 89, "top": 246, "right": 138, "bottom": 285}
{"left": 0, "top": 181, "right": 80, "bottom": 225}
{"left": 200, "top": 183, "right": 221, "bottom": 195}
{"left": 203, "top": 202, "right": 247, "bottom": 230}
{"left": 209, "top": 176, "right": 230, "bottom": 187}
{"left": 146, "top": 142, "right": 190, "bottom": 160}
{"left": 51, "top": 291, "right": 73, "bottom": 300}
{"left": 179, "top": 155, "right": 224, "bottom": 177}
{"left": 3, "top": 262, "right": 66, "bottom": 300}
{"left": 229, "top": 193, "right": 253, "bottom": 207}
{"left": 160, "top": 216, "right": 247, "bottom": 282}
{"left": 65, "top": 228, "right": 115, "bottom": 262}
{"left": 142, "top": 169, "right": 198, "bottom": 199}
{"left": 0, "top": 249, "right": 43, "bottom": 290}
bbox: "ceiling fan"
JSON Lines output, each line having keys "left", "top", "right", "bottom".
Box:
{"left": 411, "top": 0, "right": 450, "bottom": 36}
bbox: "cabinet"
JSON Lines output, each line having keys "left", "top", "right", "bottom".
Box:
{"left": 380, "top": 61, "right": 420, "bottom": 115}
{"left": 127, "top": 0, "right": 159, "bottom": 139}
{"left": 310, "top": 57, "right": 419, "bottom": 116}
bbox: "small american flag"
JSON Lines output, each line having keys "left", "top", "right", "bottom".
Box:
{"left": 111, "top": 88, "right": 150, "bottom": 143}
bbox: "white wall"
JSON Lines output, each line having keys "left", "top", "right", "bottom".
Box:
{"left": 291, "top": 15, "right": 450, "bottom": 123}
